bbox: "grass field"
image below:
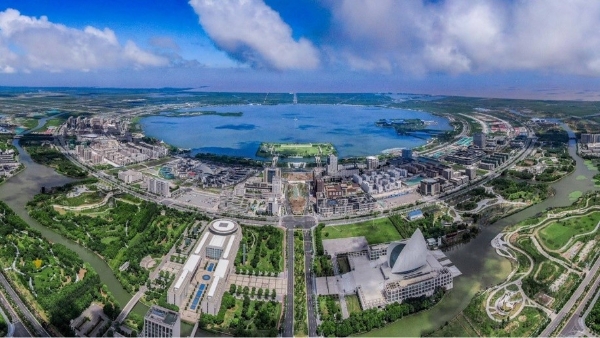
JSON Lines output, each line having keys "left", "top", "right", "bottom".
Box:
{"left": 345, "top": 295, "right": 362, "bottom": 315}
{"left": 256, "top": 142, "right": 336, "bottom": 158}
{"left": 38, "top": 117, "right": 66, "bottom": 132}
{"left": 538, "top": 212, "right": 600, "bottom": 250}
{"left": 321, "top": 218, "right": 402, "bottom": 245}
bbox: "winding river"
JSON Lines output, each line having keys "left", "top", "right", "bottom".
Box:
{"left": 1, "top": 118, "right": 596, "bottom": 337}
{"left": 367, "top": 124, "right": 599, "bottom": 336}
{"left": 0, "top": 118, "right": 133, "bottom": 307}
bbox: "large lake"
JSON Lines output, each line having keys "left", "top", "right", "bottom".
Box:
{"left": 140, "top": 104, "right": 452, "bottom": 158}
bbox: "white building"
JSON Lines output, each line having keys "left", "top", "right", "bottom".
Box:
{"left": 141, "top": 305, "right": 180, "bottom": 338}
{"left": 320, "top": 229, "right": 461, "bottom": 310}
{"left": 118, "top": 169, "right": 143, "bottom": 184}
{"left": 148, "top": 177, "right": 171, "bottom": 197}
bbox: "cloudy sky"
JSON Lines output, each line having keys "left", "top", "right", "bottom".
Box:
{"left": 2, "top": 0, "right": 600, "bottom": 99}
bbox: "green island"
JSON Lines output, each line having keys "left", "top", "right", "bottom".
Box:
{"left": 163, "top": 111, "right": 243, "bottom": 117}
{"left": 256, "top": 142, "right": 336, "bottom": 158}
{"left": 0, "top": 200, "right": 113, "bottom": 336}
{"left": 375, "top": 118, "right": 428, "bottom": 134}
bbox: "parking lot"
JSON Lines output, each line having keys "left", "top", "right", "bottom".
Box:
{"left": 173, "top": 189, "right": 220, "bottom": 211}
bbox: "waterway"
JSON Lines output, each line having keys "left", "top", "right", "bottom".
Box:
{"left": 367, "top": 125, "right": 599, "bottom": 336}
{"left": 0, "top": 118, "right": 134, "bottom": 309}
{"left": 140, "top": 104, "right": 452, "bottom": 159}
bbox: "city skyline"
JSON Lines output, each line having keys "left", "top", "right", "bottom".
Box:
{"left": 1, "top": 1, "right": 600, "bottom": 99}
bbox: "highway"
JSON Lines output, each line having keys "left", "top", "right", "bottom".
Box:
{"left": 542, "top": 251, "right": 600, "bottom": 336}
{"left": 0, "top": 271, "right": 50, "bottom": 337}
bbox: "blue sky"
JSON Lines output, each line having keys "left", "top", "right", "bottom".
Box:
{"left": 1, "top": 0, "right": 600, "bottom": 99}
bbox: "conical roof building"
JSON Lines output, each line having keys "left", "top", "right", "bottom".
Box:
{"left": 386, "top": 228, "right": 428, "bottom": 274}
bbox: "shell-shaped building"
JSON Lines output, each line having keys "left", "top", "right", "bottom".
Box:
{"left": 386, "top": 228, "right": 427, "bottom": 274}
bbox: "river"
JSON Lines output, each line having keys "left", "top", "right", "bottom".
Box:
{"left": 367, "top": 124, "right": 599, "bottom": 336}
{"left": 0, "top": 118, "right": 134, "bottom": 307}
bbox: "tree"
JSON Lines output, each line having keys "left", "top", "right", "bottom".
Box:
{"left": 271, "top": 289, "right": 276, "bottom": 300}
{"left": 229, "top": 284, "right": 237, "bottom": 294}
{"left": 257, "top": 288, "right": 263, "bottom": 298}
{"left": 264, "top": 288, "right": 270, "bottom": 299}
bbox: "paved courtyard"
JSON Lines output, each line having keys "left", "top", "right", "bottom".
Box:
{"left": 227, "top": 274, "right": 287, "bottom": 301}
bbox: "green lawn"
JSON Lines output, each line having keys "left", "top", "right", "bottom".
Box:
{"left": 321, "top": 218, "right": 402, "bottom": 244}
{"left": 38, "top": 117, "right": 66, "bottom": 132}
{"left": 345, "top": 295, "right": 361, "bottom": 315}
{"left": 538, "top": 212, "right": 600, "bottom": 250}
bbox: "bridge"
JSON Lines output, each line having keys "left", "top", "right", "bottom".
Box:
{"left": 115, "top": 286, "right": 146, "bottom": 323}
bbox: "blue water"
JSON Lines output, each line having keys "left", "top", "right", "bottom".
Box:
{"left": 207, "top": 263, "right": 215, "bottom": 272}
{"left": 140, "top": 104, "right": 452, "bottom": 158}
{"left": 190, "top": 283, "right": 207, "bottom": 310}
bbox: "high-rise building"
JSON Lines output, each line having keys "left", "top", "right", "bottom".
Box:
{"left": 327, "top": 154, "right": 338, "bottom": 175}
{"left": 148, "top": 177, "right": 171, "bottom": 197}
{"left": 141, "top": 305, "right": 181, "bottom": 338}
{"left": 263, "top": 167, "right": 281, "bottom": 184}
{"left": 473, "top": 133, "right": 486, "bottom": 149}
{"left": 401, "top": 149, "right": 413, "bottom": 160}
{"left": 465, "top": 166, "right": 477, "bottom": 180}
{"left": 442, "top": 168, "right": 454, "bottom": 180}
{"left": 366, "top": 156, "right": 379, "bottom": 170}
{"left": 420, "top": 179, "right": 440, "bottom": 196}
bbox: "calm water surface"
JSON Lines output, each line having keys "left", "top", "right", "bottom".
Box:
{"left": 140, "top": 104, "right": 452, "bottom": 158}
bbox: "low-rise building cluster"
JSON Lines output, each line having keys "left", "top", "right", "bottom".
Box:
{"left": 75, "top": 138, "right": 169, "bottom": 166}
{"left": 580, "top": 133, "right": 600, "bottom": 157}
{"left": 0, "top": 148, "right": 20, "bottom": 177}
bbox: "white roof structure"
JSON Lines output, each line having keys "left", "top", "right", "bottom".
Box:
{"left": 223, "top": 236, "right": 236, "bottom": 259}
{"left": 209, "top": 219, "right": 238, "bottom": 235}
{"left": 195, "top": 232, "right": 210, "bottom": 255}
{"left": 207, "top": 276, "right": 220, "bottom": 297}
{"left": 182, "top": 254, "right": 201, "bottom": 274}
{"left": 173, "top": 270, "right": 189, "bottom": 290}
{"left": 209, "top": 235, "right": 226, "bottom": 248}
{"left": 214, "top": 259, "right": 229, "bottom": 279}
{"left": 387, "top": 228, "right": 427, "bottom": 274}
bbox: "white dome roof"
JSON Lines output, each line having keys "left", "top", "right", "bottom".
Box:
{"left": 387, "top": 228, "right": 427, "bottom": 274}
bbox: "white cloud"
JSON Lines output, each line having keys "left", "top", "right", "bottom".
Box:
{"left": 188, "top": 0, "right": 320, "bottom": 70}
{"left": 324, "top": 0, "right": 600, "bottom": 76}
{"left": 0, "top": 8, "right": 168, "bottom": 73}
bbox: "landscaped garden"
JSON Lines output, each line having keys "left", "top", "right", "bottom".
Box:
{"left": 199, "top": 292, "right": 281, "bottom": 336}
{"left": 489, "top": 177, "right": 550, "bottom": 203}
{"left": 294, "top": 231, "right": 308, "bottom": 336}
{"left": 0, "top": 200, "right": 107, "bottom": 335}
{"left": 27, "top": 182, "right": 206, "bottom": 293}
{"left": 433, "top": 292, "right": 548, "bottom": 337}
{"left": 234, "top": 225, "right": 283, "bottom": 274}
{"left": 538, "top": 212, "right": 600, "bottom": 251}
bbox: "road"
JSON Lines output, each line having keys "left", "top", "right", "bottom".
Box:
{"left": 0, "top": 287, "right": 31, "bottom": 338}
{"left": 283, "top": 229, "right": 294, "bottom": 337}
{"left": 304, "top": 229, "right": 318, "bottom": 337}
{"left": 542, "top": 251, "right": 600, "bottom": 337}
{"left": 0, "top": 271, "right": 50, "bottom": 337}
